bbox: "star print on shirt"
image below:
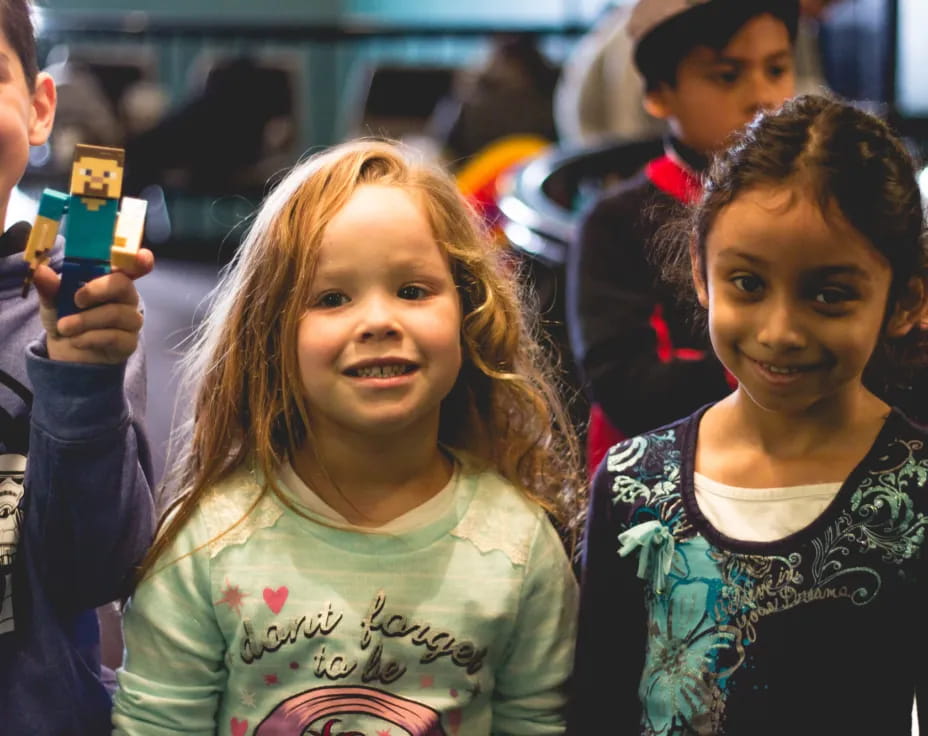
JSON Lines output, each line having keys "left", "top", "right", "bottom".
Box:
{"left": 215, "top": 580, "right": 249, "bottom": 617}
{"left": 240, "top": 688, "right": 256, "bottom": 708}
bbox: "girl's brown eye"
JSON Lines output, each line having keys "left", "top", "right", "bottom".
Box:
{"left": 398, "top": 285, "right": 427, "bottom": 300}
{"left": 318, "top": 292, "right": 348, "bottom": 308}
{"left": 815, "top": 288, "right": 854, "bottom": 305}
{"left": 732, "top": 275, "right": 763, "bottom": 293}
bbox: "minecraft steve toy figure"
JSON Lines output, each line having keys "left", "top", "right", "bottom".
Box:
{"left": 22, "top": 143, "right": 147, "bottom": 316}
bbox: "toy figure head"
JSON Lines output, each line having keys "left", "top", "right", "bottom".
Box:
{"left": 70, "top": 143, "right": 125, "bottom": 200}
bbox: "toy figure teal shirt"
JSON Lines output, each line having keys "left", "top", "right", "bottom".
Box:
{"left": 114, "top": 460, "right": 578, "bottom": 736}
{"left": 66, "top": 196, "right": 118, "bottom": 262}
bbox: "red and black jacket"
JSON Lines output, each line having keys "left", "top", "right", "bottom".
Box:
{"left": 566, "top": 140, "right": 733, "bottom": 476}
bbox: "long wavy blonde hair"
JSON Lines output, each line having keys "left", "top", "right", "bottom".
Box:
{"left": 137, "top": 140, "right": 583, "bottom": 582}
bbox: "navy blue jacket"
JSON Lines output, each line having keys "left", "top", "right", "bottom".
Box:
{"left": 0, "top": 223, "right": 154, "bottom": 735}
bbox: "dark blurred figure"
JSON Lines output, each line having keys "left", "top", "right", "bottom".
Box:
{"left": 124, "top": 56, "right": 294, "bottom": 195}
{"left": 430, "top": 33, "right": 560, "bottom": 165}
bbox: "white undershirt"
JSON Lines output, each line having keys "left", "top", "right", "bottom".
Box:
{"left": 693, "top": 472, "right": 842, "bottom": 543}
{"left": 277, "top": 461, "right": 458, "bottom": 534}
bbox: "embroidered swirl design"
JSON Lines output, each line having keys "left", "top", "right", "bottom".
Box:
{"left": 609, "top": 428, "right": 928, "bottom": 735}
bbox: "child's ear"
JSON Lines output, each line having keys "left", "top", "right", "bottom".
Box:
{"left": 28, "top": 72, "right": 56, "bottom": 147}
{"left": 644, "top": 84, "right": 674, "bottom": 121}
{"left": 885, "top": 275, "right": 927, "bottom": 338}
{"left": 690, "top": 239, "right": 709, "bottom": 309}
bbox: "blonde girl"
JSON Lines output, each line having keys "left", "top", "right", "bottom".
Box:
{"left": 113, "top": 140, "right": 581, "bottom": 736}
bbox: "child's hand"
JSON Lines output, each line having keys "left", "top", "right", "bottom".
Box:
{"left": 34, "top": 249, "right": 154, "bottom": 365}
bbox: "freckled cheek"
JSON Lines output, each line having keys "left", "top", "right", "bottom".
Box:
{"left": 416, "top": 303, "right": 462, "bottom": 345}
{"left": 297, "top": 319, "right": 346, "bottom": 368}
{"left": 424, "top": 330, "right": 463, "bottom": 374}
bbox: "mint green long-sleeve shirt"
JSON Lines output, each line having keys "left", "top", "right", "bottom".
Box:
{"left": 113, "top": 463, "right": 578, "bottom": 736}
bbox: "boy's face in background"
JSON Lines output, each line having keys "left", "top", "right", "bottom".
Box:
{"left": 645, "top": 13, "right": 795, "bottom": 155}
{"left": 0, "top": 25, "right": 54, "bottom": 227}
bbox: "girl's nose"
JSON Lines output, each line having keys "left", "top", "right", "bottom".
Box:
{"left": 358, "top": 295, "right": 401, "bottom": 341}
{"left": 756, "top": 298, "right": 807, "bottom": 351}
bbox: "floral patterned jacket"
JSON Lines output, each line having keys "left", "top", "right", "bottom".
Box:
{"left": 569, "top": 406, "right": 928, "bottom": 735}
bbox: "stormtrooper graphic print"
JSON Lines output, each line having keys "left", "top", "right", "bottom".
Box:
{"left": 0, "top": 453, "right": 25, "bottom": 634}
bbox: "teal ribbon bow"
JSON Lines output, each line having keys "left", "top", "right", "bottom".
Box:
{"left": 618, "top": 520, "right": 675, "bottom": 595}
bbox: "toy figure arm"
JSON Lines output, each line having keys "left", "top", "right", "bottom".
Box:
{"left": 111, "top": 196, "right": 148, "bottom": 271}
{"left": 22, "top": 189, "right": 68, "bottom": 297}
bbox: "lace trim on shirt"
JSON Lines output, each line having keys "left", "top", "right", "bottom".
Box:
{"left": 449, "top": 473, "right": 538, "bottom": 566}
{"left": 199, "top": 467, "right": 283, "bottom": 559}
{"left": 197, "top": 463, "right": 540, "bottom": 565}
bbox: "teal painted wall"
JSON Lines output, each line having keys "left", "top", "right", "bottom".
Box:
{"left": 43, "top": 0, "right": 607, "bottom": 23}
{"left": 39, "top": 0, "right": 596, "bottom": 149}
{"left": 36, "top": 0, "right": 602, "bottom": 242}
{"left": 45, "top": 0, "right": 343, "bottom": 20}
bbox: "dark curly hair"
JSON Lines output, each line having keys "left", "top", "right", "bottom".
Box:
{"left": 658, "top": 94, "right": 928, "bottom": 397}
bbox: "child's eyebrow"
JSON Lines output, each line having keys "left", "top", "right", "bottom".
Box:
{"left": 809, "top": 264, "right": 873, "bottom": 280}
{"left": 313, "top": 258, "right": 444, "bottom": 279}
{"left": 713, "top": 48, "right": 793, "bottom": 67}
{"left": 715, "top": 249, "right": 768, "bottom": 264}
{"left": 716, "top": 249, "right": 873, "bottom": 280}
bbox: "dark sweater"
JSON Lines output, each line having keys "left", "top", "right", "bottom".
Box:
{"left": 0, "top": 223, "right": 154, "bottom": 735}
{"left": 570, "top": 406, "right": 928, "bottom": 735}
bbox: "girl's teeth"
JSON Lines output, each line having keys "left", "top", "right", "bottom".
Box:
{"left": 357, "top": 365, "right": 406, "bottom": 378}
{"left": 766, "top": 364, "right": 798, "bottom": 374}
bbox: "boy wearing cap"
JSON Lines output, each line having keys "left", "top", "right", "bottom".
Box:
{"left": 565, "top": 0, "right": 799, "bottom": 475}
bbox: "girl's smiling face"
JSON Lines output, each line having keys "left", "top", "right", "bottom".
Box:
{"left": 694, "top": 185, "right": 917, "bottom": 416}
{"left": 296, "top": 184, "right": 462, "bottom": 443}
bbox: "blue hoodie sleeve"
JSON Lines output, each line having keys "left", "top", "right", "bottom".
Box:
{"left": 23, "top": 337, "right": 154, "bottom": 612}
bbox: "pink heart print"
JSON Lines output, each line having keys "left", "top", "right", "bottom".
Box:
{"left": 263, "top": 586, "right": 289, "bottom": 614}
{"left": 230, "top": 717, "right": 248, "bottom": 736}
